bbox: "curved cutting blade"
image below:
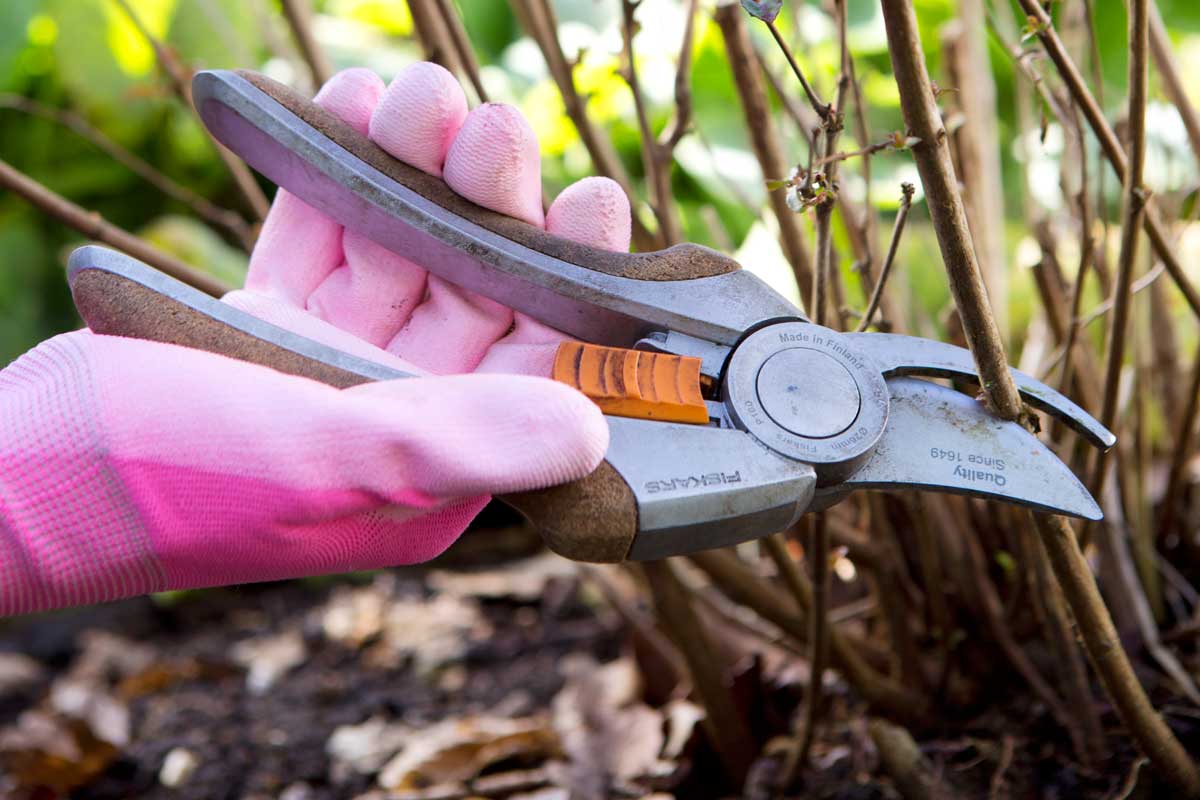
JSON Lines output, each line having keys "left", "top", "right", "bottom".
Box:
{"left": 846, "top": 332, "right": 1115, "bottom": 451}
{"left": 820, "top": 377, "right": 1102, "bottom": 520}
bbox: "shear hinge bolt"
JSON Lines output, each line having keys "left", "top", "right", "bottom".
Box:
{"left": 756, "top": 348, "right": 861, "bottom": 438}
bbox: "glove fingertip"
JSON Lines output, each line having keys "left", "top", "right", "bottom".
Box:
{"left": 513, "top": 378, "right": 609, "bottom": 487}
{"left": 444, "top": 103, "right": 545, "bottom": 227}
{"left": 371, "top": 61, "right": 468, "bottom": 177}
{"left": 546, "top": 176, "right": 632, "bottom": 252}
{"left": 314, "top": 68, "right": 386, "bottom": 136}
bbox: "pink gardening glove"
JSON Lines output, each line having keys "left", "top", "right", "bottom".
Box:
{"left": 0, "top": 63, "right": 631, "bottom": 616}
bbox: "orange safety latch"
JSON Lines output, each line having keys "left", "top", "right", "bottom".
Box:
{"left": 552, "top": 341, "right": 710, "bottom": 424}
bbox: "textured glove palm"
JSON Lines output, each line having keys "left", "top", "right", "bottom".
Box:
{"left": 0, "top": 63, "right": 630, "bottom": 615}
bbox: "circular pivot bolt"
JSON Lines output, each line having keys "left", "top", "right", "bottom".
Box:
{"left": 757, "top": 349, "right": 861, "bottom": 438}
{"left": 722, "top": 320, "right": 889, "bottom": 481}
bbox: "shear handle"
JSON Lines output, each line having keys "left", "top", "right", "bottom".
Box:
{"left": 191, "top": 70, "right": 802, "bottom": 347}
{"left": 68, "top": 246, "right": 641, "bottom": 563}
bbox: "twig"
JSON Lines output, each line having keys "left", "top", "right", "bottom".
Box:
{"left": 814, "top": 138, "right": 895, "bottom": 167}
{"left": 618, "top": 0, "right": 683, "bottom": 244}
{"left": 1160, "top": 342, "right": 1200, "bottom": 538}
{"left": 857, "top": 183, "right": 914, "bottom": 332}
{"left": 1028, "top": 512, "right": 1106, "bottom": 764}
{"left": 800, "top": 519, "right": 829, "bottom": 765}
{"left": 763, "top": 19, "right": 830, "bottom": 122}
{"left": 714, "top": 2, "right": 815, "bottom": 307}
{"left": 987, "top": 735, "right": 1015, "bottom": 800}
{"left": 941, "top": 1, "right": 1008, "bottom": 336}
{"left": 407, "top": 0, "right": 465, "bottom": 77}
{"left": 0, "top": 158, "right": 229, "bottom": 297}
{"left": 880, "top": 0, "right": 1021, "bottom": 422}
{"left": 0, "top": 94, "right": 254, "bottom": 250}
{"left": 1037, "top": 513, "right": 1200, "bottom": 797}
{"left": 111, "top": 0, "right": 270, "bottom": 221}
{"left": 753, "top": 42, "right": 818, "bottom": 146}
{"left": 642, "top": 559, "right": 755, "bottom": 784}
{"left": 661, "top": 0, "right": 699, "bottom": 152}
{"left": 1093, "top": 0, "right": 1150, "bottom": 495}
{"left": 961, "top": 518, "right": 1090, "bottom": 762}
{"left": 1016, "top": 0, "right": 1200, "bottom": 320}
{"left": 763, "top": 531, "right": 825, "bottom": 773}
{"left": 688, "top": 548, "right": 923, "bottom": 722}
{"left": 433, "top": 0, "right": 490, "bottom": 103}
{"left": 1059, "top": 108, "right": 1097, "bottom": 402}
{"left": 510, "top": 0, "right": 656, "bottom": 250}
{"left": 1109, "top": 758, "right": 1150, "bottom": 800}
{"left": 1149, "top": 2, "right": 1200, "bottom": 165}
{"left": 869, "top": 719, "right": 936, "bottom": 800}
{"left": 280, "top": 0, "right": 332, "bottom": 88}
{"left": 884, "top": 1, "right": 1200, "bottom": 794}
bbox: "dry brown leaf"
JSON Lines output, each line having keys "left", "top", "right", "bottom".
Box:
{"left": 68, "top": 630, "right": 156, "bottom": 683}
{"left": 327, "top": 715, "right": 411, "bottom": 775}
{"left": 159, "top": 746, "right": 200, "bottom": 787}
{"left": 0, "top": 652, "right": 42, "bottom": 694}
{"left": 551, "top": 655, "right": 671, "bottom": 798}
{"left": 661, "top": 700, "right": 704, "bottom": 760}
{"left": 49, "top": 678, "right": 130, "bottom": 746}
{"left": 322, "top": 579, "right": 390, "bottom": 646}
{"left": 232, "top": 629, "right": 306, "bottom": 693}
{"left": 321, "top": 578, "right": 488, "bottom": 675}
{"left": 378, "top": 715, "right": 560, "bottom": 790}
{"left": 375, "top": 593, "right": 488, "bottom": 674}
{"left": 0, "top": 711, "right": 119, "bottom": 793}
{"left": 427, "top": 553, "right": 578, "bottom": 601}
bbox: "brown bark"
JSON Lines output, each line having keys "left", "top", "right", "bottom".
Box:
{"left": 509, "top": 0, "right": 657, "bottom": 251}
{"left": 1016, "top": 0, "right": 1200, "bottom": 320}
{"left": 280, "top": 0, "right": 333, "bottom": 88}
{"left": 941, "top": 2, "right": 1007, "bottom": 337}
{"left": 714, "top": 3, "right": 815, "bottom": 309}
{"left": 0, "top": 158, "right": 231, "bottom": 297}
{"left": 880, "top": 0, "right": 1021, "bottom": 421}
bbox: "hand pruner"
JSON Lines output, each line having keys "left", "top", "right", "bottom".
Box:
{"left": 66, "top": 70, "right": 1115, "bottom": 563}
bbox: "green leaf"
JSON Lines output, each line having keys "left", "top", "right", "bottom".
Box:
{"left": 765, "top": 178, "right": 790, "bottom": 191}
{"left": 1183, "top": 186, "right": 1199, "bottom": 220}
{"left": 739, "top": 0, "right": 781, "bottom": 24}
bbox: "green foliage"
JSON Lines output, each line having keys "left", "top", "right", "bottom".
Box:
{"left": 739, "top": 0, "right": 782, "bottom": 25}
{"left": 2, "top": 0, "right": 1200, "bottom": 368}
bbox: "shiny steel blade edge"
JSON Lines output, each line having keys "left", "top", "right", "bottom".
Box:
{"left": 819, "top": 377, "right": 1103, "bottom": 520}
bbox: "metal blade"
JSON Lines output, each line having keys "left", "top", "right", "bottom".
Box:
{"left": 846, "top": 332, "right": 1115, "bottom": 451}
{"left": 191, "top": 70, "right": 801, "bottom": 347}
{"left": 818, "top": 377, "right": 1102, "bottom": 520}
{"left": 67, "top": 246, "right": 416, "bottom": 385}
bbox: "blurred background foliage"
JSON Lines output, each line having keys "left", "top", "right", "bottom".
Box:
{"left": 2, "top": 0, "right": 1200, "bottom": 365}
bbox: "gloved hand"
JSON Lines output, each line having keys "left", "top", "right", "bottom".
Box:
{"left": 0, "top": 63, "right": 631, "bottom": 616}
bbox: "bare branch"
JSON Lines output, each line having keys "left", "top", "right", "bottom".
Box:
{"left": 764, "top": 19, "right": 831, "bottom": 122}
{"left": 434, "top": 0, "right": 491, "bottom": 103}
{"left": 0, "top": 94, "right": 254, "bottom": 250}
{"left": 1095, "top": 0, "right": 1150, "bottom": 491}
{"left": 509, "top": 0, "right": 657, "bottom": 250}
{"left": 880, "top": 0, "right": 1021, "bottom": 421}
{"left": 111, "top": 0, "right": 270, "bottom": 221}
{"left": 0, "top": 158, "right": 230, "bottom": 297}
{"left": 1016, "top": 0, "right": 1200, "bottom": 320}
{"left": 642, "top": 560, "right": 755, "bottom": 783}
{"left": 619, "top": 0, "right": 682, "bottom": 244}
{"left": 280, "top": 0, "right": 333, "bottom": 88}
{"left": 714, "top": 3, "right": 815, "bottom": 305}
{"left": 1149, "top": 2, "right": 1200, "bottom": 164}
{"left": 856, "top": 183, "right": 914, "bottom": 332}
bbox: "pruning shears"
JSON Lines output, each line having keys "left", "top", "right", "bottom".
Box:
{"left": 66, "top": 70, "right": 1114, "bottom": 563}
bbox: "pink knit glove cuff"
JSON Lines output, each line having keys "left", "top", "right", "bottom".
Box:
{"left": 0, "top": 62, "right": 632, "bottom": 615}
